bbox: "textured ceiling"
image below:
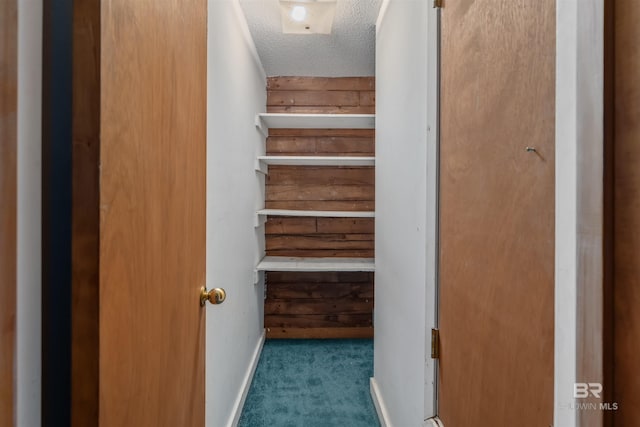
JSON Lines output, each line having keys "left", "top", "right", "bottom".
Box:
{"left": 239, "top": 0, "right": 382, "bottom": 77}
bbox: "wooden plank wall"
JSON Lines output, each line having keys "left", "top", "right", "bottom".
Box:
{"left": 0, "top": 1, "right": 18, "bottom": 424}
{"left": 265, "top": 77, "right": 375, "bottom": 339}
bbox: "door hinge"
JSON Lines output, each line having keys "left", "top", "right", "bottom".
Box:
{"left": 431, "top": 328, "right": 440, "bottom": 359}
{"left": 433, "top": 0, "right": 443, "bottom": 8}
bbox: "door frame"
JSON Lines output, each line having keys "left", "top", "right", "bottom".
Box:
{"left": 16, "top": 1, "right": 43, "bottom": 424}
{"left": 1, "top": 0, "right": 43, "bottom": 425}
{"left": 425, "top": 0, "right": 606, "bottom": 425}
{"left": 424, "top": 1, "right": 440, "bottom": 421}
{"left": 554, "top": 1, "right": 605, "bottom": 426}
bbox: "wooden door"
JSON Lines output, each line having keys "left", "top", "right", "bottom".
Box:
{"left": 97, "top": 0, "right": 207, "bottom": 425}
{"left": 613, "top": 0, "right": 640, "bottom": 423}
{"left": 438, "top": 0, "right": 555, "bottom": 425}
{"left": 0, "top": 1, "right": 17, "bottom": 425}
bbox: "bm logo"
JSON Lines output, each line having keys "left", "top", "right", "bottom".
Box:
{"left": 573, "top": 383, "right": 603, "bottom": 399}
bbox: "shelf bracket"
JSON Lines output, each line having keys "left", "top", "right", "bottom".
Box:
{"left": 254, "top": 159, "right": 268, "bottom": 175}
{"left": 253, "top": 269, "right": 264, "bottom": 286}
{"left": 254, "top": 212, "right": 267, "bottom": 228}
{"left": 255, "top": 114, "right": 268, "bottom": 137}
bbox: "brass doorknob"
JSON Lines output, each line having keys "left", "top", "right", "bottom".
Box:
{"left": 200, "top": 287, "right": 226, "bottom": 306}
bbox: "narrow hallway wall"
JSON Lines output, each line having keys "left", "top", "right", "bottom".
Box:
{"left": 206, "top": 1, "right": 267, "bottom": 425}
{"left": 373, "top": 1, "right": 432, "bottom": 425}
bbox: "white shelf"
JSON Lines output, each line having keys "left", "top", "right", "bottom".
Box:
{"left": 255, "top": 155, "right": 374, "bottom": 174}
{"left": 255, "top": 113, "right": 375, "bottom": 135}
{"left": 257, "top": 209, "right": 375, "bottom": 218}
{"left": 257, "top": 156, "right": 375, "bottom": 167}
{"left": 256, "top": 256, "right": 375, "bottom": 272}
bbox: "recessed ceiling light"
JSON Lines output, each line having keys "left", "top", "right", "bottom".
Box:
{"left": 291, "top": 5, "right": 307, "bottom": 22}
{"left": 279, "top": 0, "right": 337, "bottom": 35}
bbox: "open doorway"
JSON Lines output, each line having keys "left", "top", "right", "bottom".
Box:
{"left": 206, "top": 1, "right": 384, "bottom": 425}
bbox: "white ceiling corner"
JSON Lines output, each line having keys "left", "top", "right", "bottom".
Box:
{"left": 238, "top": 0, "right": 383, "bottom": 77}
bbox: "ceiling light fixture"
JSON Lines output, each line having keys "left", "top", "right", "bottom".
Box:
{"left": 279, "top": 0, "right": 337, "bottom": 35}
{"left": 291, "top": 5, "right": 307, "bottom": 22}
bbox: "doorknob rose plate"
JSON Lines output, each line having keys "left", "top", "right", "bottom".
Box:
{"left": 200, "top": 287, "right": 226, "bottom": 306}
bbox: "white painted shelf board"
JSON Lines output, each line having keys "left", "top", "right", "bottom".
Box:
{"left": 257, "top": 209, "right": 375, "bottom": 218}
{"left": 258, "top": 156, "right": 375, "bottom": 167}
{"left": 256, "top": 256, "right": 375, "bottom": 272}
{"left": 257, "top": 113, "right": 375, "bottom": 130}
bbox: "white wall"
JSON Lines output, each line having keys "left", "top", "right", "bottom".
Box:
{"left": 16, "top": 1, "right": 42, "bottom": 426}
{"left": 372, "top": 1, "right": 437, "bottom": 425}
{"left": 206, "top": 1, "right": 267, "bottom": 426}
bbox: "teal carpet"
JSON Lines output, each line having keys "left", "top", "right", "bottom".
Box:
{"left": 238, "top": 339, "right": 380, "bottom": 427}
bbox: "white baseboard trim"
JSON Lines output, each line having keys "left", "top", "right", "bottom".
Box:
{"left": 370, "top": 377, "right": 393, "bottom": 427}
{"left": 227, "top": 330, "right": 266, "bottom": 427}
{"left": 424, "top": 416, "right": 444, "bottom": 427}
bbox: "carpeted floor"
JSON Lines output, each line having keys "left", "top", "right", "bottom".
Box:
{"left": 238, "top": 339, "right": 380, "bottom": 427}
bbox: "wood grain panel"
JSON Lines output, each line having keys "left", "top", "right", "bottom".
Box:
{"left": 359, "top": 91, "right": 375, "bottom": 107}
{"left": 266, "top": 77, "right": 375, "bottom": 114}
{"left": 265, "top": 217, "right": 317, "bottom": 234}
{"left": 0, "top": 1, "right": 17, "bottom": 423}
{"left": 99, "top": 0, "right": 206, "bottom": 425}
{"left": 613, "top": 0, "right": 640, "bottom": 424}
{"left": 315, "top": 137, "right": 375, "bottom": 154}
{"left": 439, "top": 0, "right": 555, "bottom": 425}
{"left": 268, "top": 90, "right": 360, "bottom": 107}
{"left": 267, "top": 271, "right": 374, "bottom": 283}
{"left": 265, "top": 314, "right": 372, "bottom": 328}
{"left": 266, "top": 184, "right": 374, "bottom": 201}
{"left": 267, "top": 283, "right": 374, "bottom": 300}
{"left": 269, "top": 219, "right": 375, "bottom": 236}
{"left": 264, "top": 271, "right": 374, "bottom": 334}
{"left": 265, "top": 77, "right": 375, "bottom": 339}
{"left": 316, "top": 218, "right": 374, "bottom": 234}
{"left": 267, "top": 167, "right": 374, "bottom": 185}
{"left": 265, "top": 299, "right": 373, "bottom": 315}
{"left": 267, "top": 136, "right": 374, "bottom": 155}
{"left": 267, "top": 137, "right": 318, "bottom": 154}
{"left": 267, "top": 76, "right": 375, "bottom": 91}
{"left": 266, "top": 235, "right": 374, "bottom": 251}
{"left": 71, "top": 0, "right": 100, "bottom": 424}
